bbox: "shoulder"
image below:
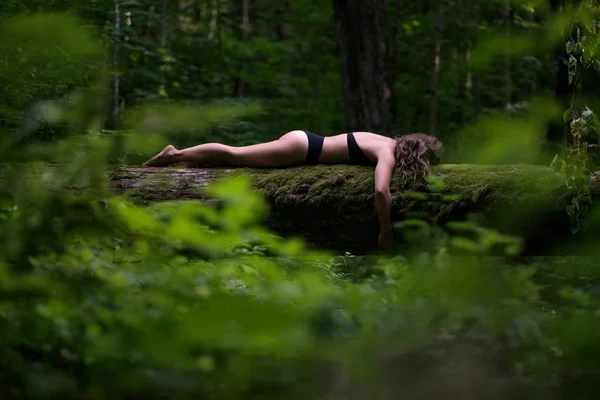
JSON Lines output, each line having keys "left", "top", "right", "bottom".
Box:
{"left": 375, "top": 144, "right": 395, "bottom": 162}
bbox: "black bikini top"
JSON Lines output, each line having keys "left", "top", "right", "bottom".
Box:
{"left": 347, "top": 132, "right": 375, "bottom": 166}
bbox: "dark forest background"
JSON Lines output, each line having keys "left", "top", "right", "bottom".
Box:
{"left": 2, "top": 0, "right": 596, "bottom": 159}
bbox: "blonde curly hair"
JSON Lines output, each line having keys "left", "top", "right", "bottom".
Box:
{"left": 393, "top": 133, "right": 443, "bottom": 180}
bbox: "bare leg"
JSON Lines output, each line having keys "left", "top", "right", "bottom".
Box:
{"left": 143, "top": 130, "right": 309, "bottom": 168}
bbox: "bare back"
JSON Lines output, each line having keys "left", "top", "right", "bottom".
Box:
{"left": 319, "top": 131, "right": 395, "bottom": 164}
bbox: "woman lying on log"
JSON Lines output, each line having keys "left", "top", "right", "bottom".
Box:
{"left": 143, "top": 130, "right": 443, "bottom": 248}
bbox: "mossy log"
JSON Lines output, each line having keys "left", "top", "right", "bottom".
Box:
{"left": 110, "top": 164, "right": 600, "bottom": 255}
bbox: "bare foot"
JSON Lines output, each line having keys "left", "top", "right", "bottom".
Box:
{"left": 143, "top": 145, "right": 178, "bottom": 167}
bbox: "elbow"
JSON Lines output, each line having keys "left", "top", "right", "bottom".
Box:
{"left": 374, "top": 188, "right": 390, "bottom": 199}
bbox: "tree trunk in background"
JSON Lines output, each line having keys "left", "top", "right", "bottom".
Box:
{"left": 218, "top": 0, "right": 225, "bottom": 97}
{"left": 428, "top": 0, "right": 444, "bottom": 136}
{"left": 233, "top": 0, "right": 249, "bottom": 97}
{"left": 546, "top": 0, "right": 570, "bottom": 153}
{"left": 209, "top": 0, "right": 225, "bottom": 96}
{"left": 386, "top": 0, "right": 405, "bottom": 133}
{"left": 471, "top": 4, "right": 481, "bottom": 116}
{"left": 208, "top": 0, "right": 218, "bottom": 40}
{"left": 275, "top": 2, "right": 291, "bottom": 41}
{"left": 503, "top": 2, "right": 512, "bottom": 109}
{"left": 334, "top": 0, "right": 391, "bottom": 133}
{"left": 160, "top": 0, "right": 168, "bottom": 47}
{"left": 159, "top": 0, "right": 169, "bottom": 97}
{"left": 113, "top": 0, "right": 121, "bottom": 129}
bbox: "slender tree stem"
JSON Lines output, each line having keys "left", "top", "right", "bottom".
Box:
{"left": 113, "top": 0, "right": 121, "bottom": 129}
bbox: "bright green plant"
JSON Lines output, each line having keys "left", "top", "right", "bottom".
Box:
{"left": 551, "top": 0, "right": 600, "bottom": 233}
{"left": 552, "top": 106, "right": 598, "bottom": 232}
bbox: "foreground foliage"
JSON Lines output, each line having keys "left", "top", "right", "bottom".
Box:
{"left": 2, "top": 134, "right": 600, "bottom": 398}
{"left": 1, "top": 109, "right": 600, "bottom": 399}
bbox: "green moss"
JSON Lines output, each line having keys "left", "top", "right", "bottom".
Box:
{"left": 430, "top": 164, "right": 566, "bottom": 220}
{"left": 108, "top": 163, "right": 598, "bottom": 255}
{"left": 250, "top": 165, "right": 374, "bottom": 205}
{"left": 437, "top": 164, "right": 563, "bottom": 202}
{"left": 224, "top": 163, "right": 574, "bottom": 224}
{"left": 244, "top": 163, "right": 566, "bottom": 210}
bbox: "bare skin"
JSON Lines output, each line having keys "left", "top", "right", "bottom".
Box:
{"left": 143, "top": 130, "right": 397, "bottom": 248}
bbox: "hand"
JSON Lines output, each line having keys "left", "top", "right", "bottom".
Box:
{"left": 378, "top": 230, "right": 393, "bottom": 248}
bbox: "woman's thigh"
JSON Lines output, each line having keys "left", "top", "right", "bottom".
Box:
{"left": 232, "top": 130, "right": 308, "bottom": 167}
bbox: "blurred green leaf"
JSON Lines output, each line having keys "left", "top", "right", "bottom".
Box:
{"left": 123, "top": 102, "right": 262, "bottom": 136}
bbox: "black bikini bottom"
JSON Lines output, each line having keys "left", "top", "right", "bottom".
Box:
{"left": 302, "top": 131, "right": 373, "bottom": 165}
{"left": 304, "top": 131, "right": 324, "bottom": 165}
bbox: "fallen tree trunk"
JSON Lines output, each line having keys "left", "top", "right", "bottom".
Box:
{"left": 109, "top": 164, "right": 600, "bottom": 255}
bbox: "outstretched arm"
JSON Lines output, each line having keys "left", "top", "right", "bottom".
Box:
{"left": 373, "top": 154, "right": 396, "bottom": 248}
